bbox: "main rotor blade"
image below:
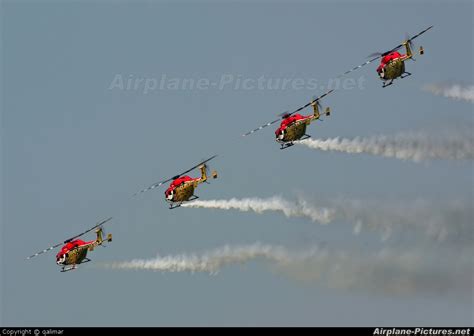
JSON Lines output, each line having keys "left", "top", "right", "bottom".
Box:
{"left": 242, "top": 89, "right": 334, "bottom": 137}
{"left": 133, "top": 155, "right": 218, "bottom": 196}
{"left": 367, "top": 52, "right": 384, "bottom": 58}
{"left": 292, "top": 89, "right": 334, "bottom": 115}
{"left": 242, "top": 117, "right": 282, "bottom": 137}
{"left": 26, "top": 217, "right": 113, "bottom": 260}
{"left": 175, "top": 155, "right": 218, "bottom": 177}
{"left": 68, "top": 217, "right": 113, "bottom": 242}
{"left": 133, "top": 176, "right": 175, "bottom": 196}
{"left": 27, "top": 242, "right": 64, "bottom": 260}
{"left": 408, "top": 25, "right": 433, "bottom": 42}
{"left": 337, "top": 54, "right": 383, "bottom": 77}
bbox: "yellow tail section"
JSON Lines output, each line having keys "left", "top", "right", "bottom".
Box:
{"left": 404, "top": 41, "right": 413, "bottom": 59}
{"left": 95, "top": 227, "right": 104, "bottom": 245}
{"left": 197, "top": 164, "right": 217, "bottom": 184}
{"left": 311, "top": 101, "right": 331, "bottom": 119}
{"left": 199, "top": 165, "right": 208, "bottom": 183}
{"left": 311, "top": 101, "right": 320, "bottom": 119}
{"left": 89, "top": 228, "right": 111, "bottom": 250}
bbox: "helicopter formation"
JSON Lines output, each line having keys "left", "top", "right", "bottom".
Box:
{"left": 27, "top": 26, "right": 433, "bottom": 272}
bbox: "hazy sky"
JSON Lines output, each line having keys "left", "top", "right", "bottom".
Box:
{"left": 1, "top": 0, "right": 473, "bottom": 326}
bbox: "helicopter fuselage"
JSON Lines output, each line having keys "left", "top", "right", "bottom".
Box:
{"left": 56, "top": 240, "right": 92, "bottom": 267}
{"left": 379, "top": 57, "right": 406, "bottom": 80}
{"left": 276, "top": 118, "right": 310, "bottom": 143}
{"left": 166, "top": 180, "right": 198, "bottom": 203}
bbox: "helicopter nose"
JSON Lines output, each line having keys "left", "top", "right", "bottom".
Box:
{"left": 56, "top": 254, "right": 65, "bottom": 265}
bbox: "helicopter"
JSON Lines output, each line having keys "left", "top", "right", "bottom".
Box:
{"left": 134, "top": 155, "right": 218, "bottom": 209}
{"left": 27, "top": 217, "right": 113, "bottom": 272}
{"left": 340, "top": 26, "right": 433, "bottom": 87}
{"left": 242, "top": 89, "right": 334, "bottom": 149}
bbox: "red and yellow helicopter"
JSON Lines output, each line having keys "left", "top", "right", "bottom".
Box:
{"left": 134, "top": 155, "right": 218, "bottom": 209}
{"left": 242, "top": 89, "right": 334, "bottom": 149}
{"left": 340, "top": 26, "right": 433, "bottom": 87}
{"left": 27, "top": 217, "right": 113, "bottom": 272}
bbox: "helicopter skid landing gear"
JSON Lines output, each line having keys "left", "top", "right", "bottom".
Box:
{"left": 382, "top": 80, "right": 394, "bottom": 88}
{"left": 170, "top": 195, "right": 199, "bottom": 209}
{"left": 61, "top": 265, "right": 77, "bottom": 272}
{"left": 280, "top": 134, "right": 311, "bottom": 149}
{"left": 280, "top": 142, "right": 295, "bottom": 150}
{"left": 401, "top": 72, "right": 412, "bottom": 79}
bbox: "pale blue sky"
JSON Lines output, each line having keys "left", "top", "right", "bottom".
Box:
{"left": 1, "top": 0, "right": 473, "bottom": 326}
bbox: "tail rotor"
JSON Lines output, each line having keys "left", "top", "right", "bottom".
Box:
{"left": 200, "top": 158, "right": 218, "bottom": 184}
{"left": 311, "top": 95, "right": 330, "bottom": 119}
{"left": 204, "top": 163, "right": 218, "bottom": 182}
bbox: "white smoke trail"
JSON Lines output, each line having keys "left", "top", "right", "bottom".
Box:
{"left": 102, "top": 243, "right": 472, "bottom": 295}
{"left": 295, "top": 131, "right": 474, "bottom": 162}
{"left": 182, "top": 196, "right": 473, "bottom": 243}
{"left": 423, "top": 83, "right": 474, "bottom": 103}
{"left": 182, "top": 196, "right": 336, "bottom": 224}
{"left": 103, "top": 242, "right": 316, "bottom": 274}
{"left": 330, "top": 198, "right": 473, "bottom": 243}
